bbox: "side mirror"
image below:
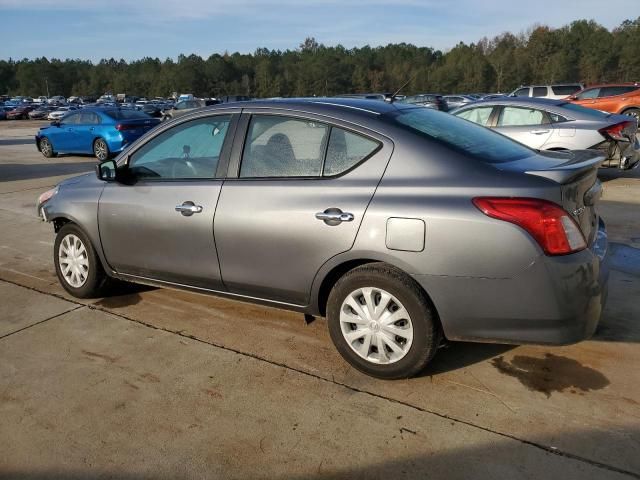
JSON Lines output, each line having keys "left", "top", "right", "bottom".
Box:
{"left": 96, "top": 159, "right": 118, "bottom": 182}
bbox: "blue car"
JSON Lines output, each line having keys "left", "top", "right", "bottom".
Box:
{"left": 35, "top": 108, "right": 161, "bottom": 161}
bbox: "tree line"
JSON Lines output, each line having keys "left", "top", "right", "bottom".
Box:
{"left": 1, "top": 17, "right": 639, "bottom": 99}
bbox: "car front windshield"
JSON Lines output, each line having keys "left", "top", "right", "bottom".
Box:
{"left": 387, "top": 107, "right": 535, "bottom": 164}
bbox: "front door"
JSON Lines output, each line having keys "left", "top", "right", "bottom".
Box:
{"left": 75, "top": 111, "right": 101, "bottom": 153}
{"left": 214, "top": 111, "right": 392, "bottom": 305}
{"left": 98, "top": 113, "right": 237, "bottom": 289}
{"left": 492, "top": 105, "right": 553, "bottom": 149}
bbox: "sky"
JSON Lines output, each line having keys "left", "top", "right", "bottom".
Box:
{"left": 0, "top": 0, "right": 638, "bottom": 61}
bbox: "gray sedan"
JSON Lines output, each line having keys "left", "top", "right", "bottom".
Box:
{"left": 452, "top": 97, "right": 640, "bottom": 169}
{"left": 37, "top": 98, "right": 609, "bottom": 379}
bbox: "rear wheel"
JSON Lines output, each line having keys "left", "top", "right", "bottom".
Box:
{"left": 54, "top": 224, "right": 110, "bottom": 298}
{"left": 622, "top": 108, "right": 640, "bottom": 120}
{"left": 93, "top": 138, "right": 110, "bottom": 162}
{"left": 327, "top": 263, "right": 441, "bottom": 379}
{"left": 39, "top": 137, "right": 57, "bottom": 158}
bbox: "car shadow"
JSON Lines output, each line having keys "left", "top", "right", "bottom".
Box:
{"left": 422, "top": 341, "right": 515, "bottom": 376}
{"left": 0, "top": 162, "right": 96, "bottom": 182}
{"left": 0, "top": 138, "right": 35, "bottom": 146}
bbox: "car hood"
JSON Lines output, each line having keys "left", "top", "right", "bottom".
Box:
{"left": 57, "top": 172, "right": 98, "bottom": 189}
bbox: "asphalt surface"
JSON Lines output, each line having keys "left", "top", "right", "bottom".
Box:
{"left": 0, "top": 120, "right": 639, "bottom": 479}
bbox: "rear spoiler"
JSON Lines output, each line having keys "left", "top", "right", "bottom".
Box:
{"left": 524, "top": 150, "right": 605, "bottom": 184}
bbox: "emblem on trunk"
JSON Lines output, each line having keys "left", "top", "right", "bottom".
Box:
{"left": 573, "top": 206, "right": 586, "bottom": 216}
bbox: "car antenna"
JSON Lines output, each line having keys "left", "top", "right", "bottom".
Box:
{"left": 386, "top": 74, "right": 417, "bottom": 103}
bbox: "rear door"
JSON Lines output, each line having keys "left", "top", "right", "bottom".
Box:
{"left": 493, "top": 105, "right": 553, "bottom": 149}
{"left": 596, "top": 86, "right": 639, "bottom": 113}
{"left": 98, "top": 111, "right": 238, "bottom": 289}
{"left": 214, "top": 110, "right": 392, "bottom": 305}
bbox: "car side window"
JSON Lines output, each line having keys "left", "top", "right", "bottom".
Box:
{"left": 324, "top": 128, "right": 380, "bottom": 176}
{"left": 128, "top": 115, "right": 231, "bottom": 180}
{"left": 240, "top": 115, "right": 329, "bottom": 178}
{"left": 61, "top": 113, "right": 80, "bottom": 125}
{"left": 576, "top": 88, "right": 600, "bottom": 100}
{"left": 532, "top": 87, "right": 547, "bottom": 97}
{"left": 175, "top": 101, "right": 187, "bottom": 110}
{"left": 79, "top": 112, "right": 100, "bottom": 124}
{"left": 497, "top": 107, "right": 546, "bottom": 126}
{"left": 455, "top": 107, "right": 494, "bottom": 126}
{"left": 513, "top": 88, "right": 530, "bottom": 97}
{"left": 599, "top": 86, "right": 637, "bottom": 97}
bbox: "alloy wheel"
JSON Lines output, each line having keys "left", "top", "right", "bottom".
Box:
{"left": 339, "top": 287, "right": 414, "bottom": 364}
{"left": 58, "top": 233, "right": 89, "bottom": 288}
{"left": 94, "top": 140, "right": 108, "bottom": 161}
{"left": 40, "top": 139, "right": 52, "bottom": 156}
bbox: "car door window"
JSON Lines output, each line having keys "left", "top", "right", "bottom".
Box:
{"left": 240, "top": 115, "right": 329, "bottom": 178}
{"left": 497, "top": 107, "right": 546, "bottom": 126}
{"left": 513, "top": 88, "right": 530, "bottom": 97}
{"left": 61, "top": 112, "right": 80, "bottom": 125}
{"left": 129, "top": 115, "right": 231, "bottom": 179}
{"left": 324, "top": 128, "right": 380, "bottom": 176}
{"left": 455, "top": 107, "right": 494, "bottom": 126}
{"left": 576, "top": 88, "right": 600, "bottom": 100}
{"left": 79, "top": 112, "right": 100, "bottom": 124}
{"left": 532, "top": 87, "right": 547, "bottom": 97}
{"left": 175, "top": 101, "right": 187, "bottom": 110}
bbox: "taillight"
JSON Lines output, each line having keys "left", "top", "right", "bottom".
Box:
{"left": 115, "top": 123, "right": 137, "bottom": 131}
{"left": 472, "top": 197, "right": 587, "bottom": 256}
{"left": 599, "top": 121, "right": 633, "bottom": 141}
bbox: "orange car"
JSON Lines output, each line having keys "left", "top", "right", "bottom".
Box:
{"left": 567, "top": 83, "right": 640, "bottom": 120}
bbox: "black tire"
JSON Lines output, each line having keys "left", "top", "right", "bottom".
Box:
{"left": 39, "top": 137, "right": 57, "bottom": 158}
{"left": 54, "top": 223, "right": 111, "bottom": 298}
{"left": 327, "top": 263, "right": 442, "bottom": 379}
{"left": 93, "top": 138, "right": 110, "bottom": 162}
{"left": 622, "top": 108, "right": 640, "bottom": 120}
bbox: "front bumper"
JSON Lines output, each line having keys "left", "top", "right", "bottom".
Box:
{"left": 412, "top": 219, "right": 609, "bottom": 345}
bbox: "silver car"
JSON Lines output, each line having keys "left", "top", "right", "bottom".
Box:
{"left": 452, "top": 98, "right": 640, "bottom": 169}
{"left": 37, "top": 99, "right": 609, "bottom": 379}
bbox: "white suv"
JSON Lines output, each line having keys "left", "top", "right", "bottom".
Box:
{"left": 510, "top": 84, "right": 583, "bottom": 100}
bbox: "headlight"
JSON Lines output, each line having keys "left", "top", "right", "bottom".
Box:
{"left": 37, "top": 186, "right": 58, "bottom": 206}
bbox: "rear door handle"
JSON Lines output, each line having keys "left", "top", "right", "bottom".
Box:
{"left": 175, "top": 201, "right": 203, "bottom": 216}
{"left": 530, "top": 129, "right": 550, "bottom": 135}
{"left": 315, "top": 208, "right": 354, "bottom": 225}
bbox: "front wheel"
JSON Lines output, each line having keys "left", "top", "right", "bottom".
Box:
{"left": 54, "top": 224, "right": 110, "bottom": 298}
{"left": 327, "top": 263, "right": 442, "bottom": 379}
{"left": 39, "top": 137, "right": 57, "bottom": 158}
{"left": 93, "top": 138, "right": 110, "bottom": 162}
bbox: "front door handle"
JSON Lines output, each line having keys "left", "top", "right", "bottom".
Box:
{"left": 530, "top": 129, "right": 550, "bottom": 135}
{"left": 315, "top": 208, "right": 354, "bottom": 225}
{"left": 175, "top": 201, "right": 203, "bottom": 216}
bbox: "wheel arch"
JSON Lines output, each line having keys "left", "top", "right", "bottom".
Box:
{"left": 311, "top": 252, "right": 440, "bottom": 324}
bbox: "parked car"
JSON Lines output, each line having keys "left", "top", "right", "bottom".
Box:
{"left": 443, "top": 95, "right": 476, "bottom": 109}
{"left": 48, "top": 96, "right": 67, "bottom": 106}
{"left": 48, "top": 106, "right": 79, "bottom": 121}
{"left": 33, "top": 96, "right": 48, "bottom": 104}
{"left": 510, "top": 84, "right": 584, "bottom": 100}
{"left": 139, "top": 103, "right": 164, "bottom": 118}
{"left": 335, "top": 93, "right": 392, "bottom": 101}
{"left": 0, "top": 109, "right": 6, "bottom": 121}
{"left": 36, "top": 108, "right": 160, "bottom": 161}
{"left": 451, "top": 97, "right": 639, "bottom": 169}
{"left": 37, "top": 98, "right": 608, "bottom": 379}
{"left": 566, "top": 83, "right": 640, "bottom": 120}
{"left": 6, "top": 105, "right": 35, "bottom": 120}
{"left": 28, "top": 105, "right": 58, "bottom": 119}
{"left": 161, "top": 99, "right": 205, "bottom": 120}
{"left": 398, "top": 94, "right": 448, "bottom": 111}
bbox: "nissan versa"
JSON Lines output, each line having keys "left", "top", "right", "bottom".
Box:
{"left": 37, "top": 99, "right": 609, "bottom": 379}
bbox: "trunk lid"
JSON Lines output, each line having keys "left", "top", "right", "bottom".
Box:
{"left": 497, "top": 149, "right": 604, "bottom": 245}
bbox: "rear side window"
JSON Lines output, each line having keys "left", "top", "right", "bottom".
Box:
{"left": 455, "top": 106, "right": 494, "bottom": 126}
{"left": 240, "top": 116, "right": 329, "bottom": 177}
{"left": 497, "top": 107, "right": 546, "bottom": 126}
{"left": 548, "top": 112, "right": 568, "bottom": 123}
{"left": 552, "top": 85, "right": 582, "bottom": 95}
{"left": 390, "top": 108, "right": 534, "bottom": 164}
{"left": 599, "top": 86, "right": 638, "bottom": 97}
{"left": 532, "top": 87, "right": 547, "bottom": 97}
{"left": 324, "top": 129, "right": 380, "bottom": 176}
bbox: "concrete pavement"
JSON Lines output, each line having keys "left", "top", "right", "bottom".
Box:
{"left": 1, "top": 120, "right": 639, "bottom": 479}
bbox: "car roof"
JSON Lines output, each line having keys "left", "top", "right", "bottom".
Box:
{"left": 581, "top": 83, "right": 639, "bottom": 88}
{"left": 203, "top": 97, "right": 414, "bottom": 117}
{"left": 461, "top": 97, "right": 568, "bottom": 107}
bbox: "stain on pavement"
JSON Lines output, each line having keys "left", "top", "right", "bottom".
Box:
{"left": 492, "top": 353, "right": 609, "bottom": 397}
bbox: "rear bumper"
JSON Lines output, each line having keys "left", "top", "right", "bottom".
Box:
{"left": 412, "top": 219, "right": 609, "bottom": 345}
